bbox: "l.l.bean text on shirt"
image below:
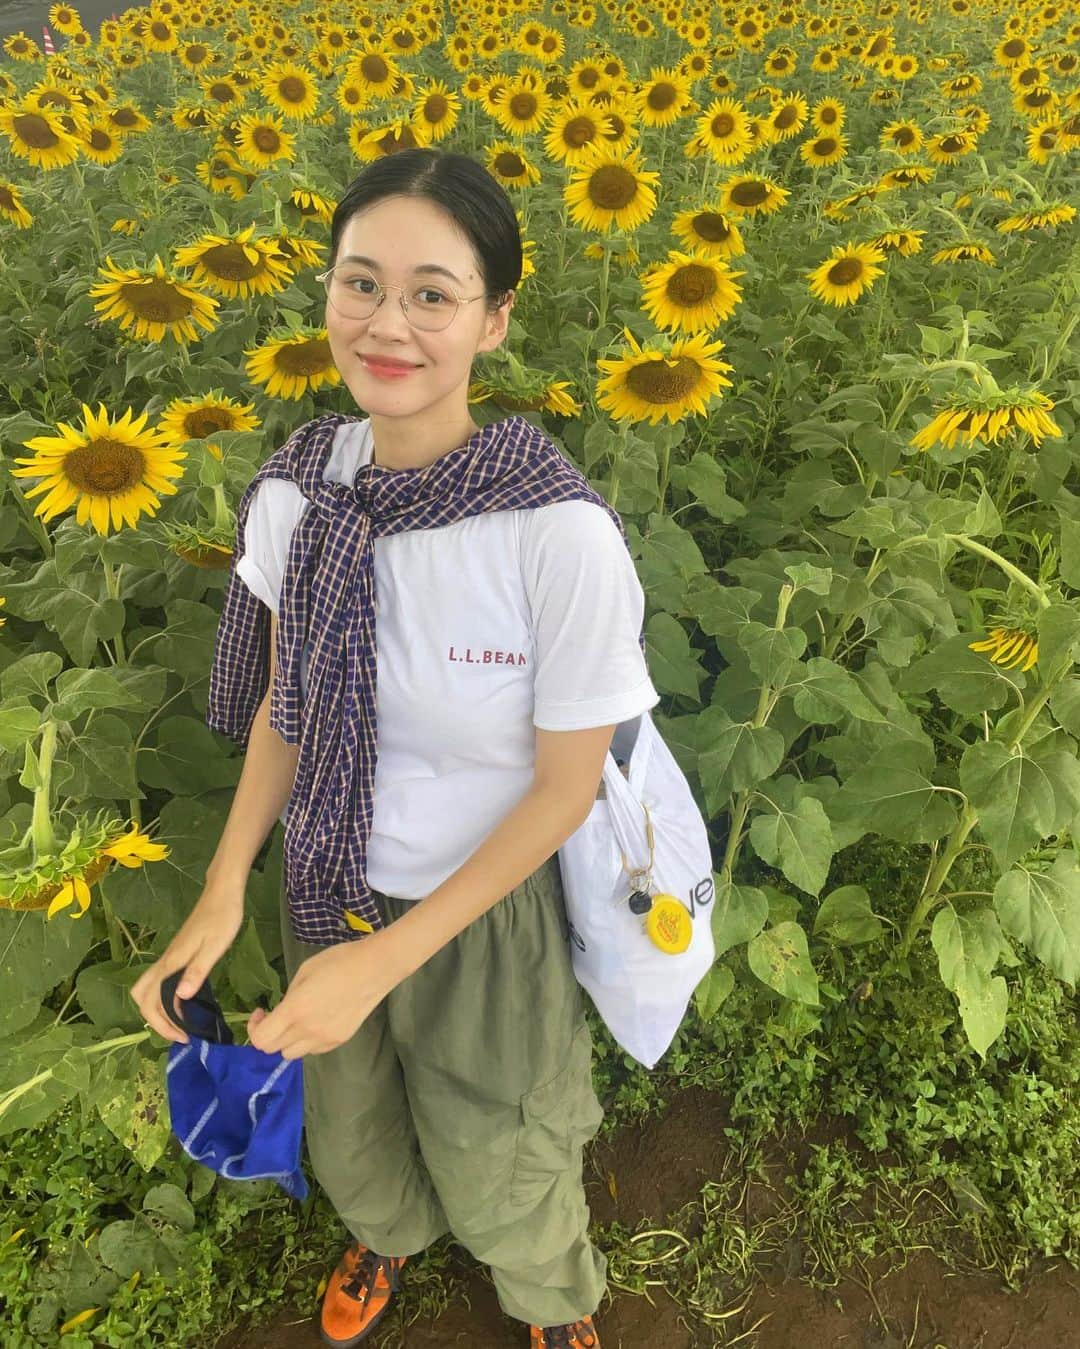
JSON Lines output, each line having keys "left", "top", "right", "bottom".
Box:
{"left": 447, "top": 646, "right": 528, "bottom": 666}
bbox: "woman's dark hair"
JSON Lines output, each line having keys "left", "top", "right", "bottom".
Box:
{"left": 328, "top": 149, "right": 522, "bottom": 311}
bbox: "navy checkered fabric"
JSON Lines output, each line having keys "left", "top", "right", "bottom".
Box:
{"left": 206, "top": 412, "right": 648, "bottom": 946}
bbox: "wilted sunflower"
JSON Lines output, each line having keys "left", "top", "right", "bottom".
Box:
{"left": 997, "top": 203, "right": 1076, "bottom": 233}
{"left": 910, "top": 389, "right": 1061, "bottom": 451}
{"left": 877, "top": 164, "right": 935, "bottom": 188}
{"left": 800, "top": 131, "right": 848, "bottom": 167}
{"left": 353, "top": 119, "right": 432, "bottom": 160}
{"left": 543, "top": 101, "right": 611, "bottom": 165}
{"left": 565, "top": 143, "right": 660, "bottom": 233}
{"left": 931, "top": 240, "right": 996, "bottom": 265}
{"left": 968, "top": 627, "right": 1037, "bottom": 673}
{"left": 469, "top": 376, "right": 581, "bottom": 416}
{"left": 289, "top": 187, "right": 335, "bottom": 223}
{"left": 234, "top": 111, "right": 296, "bottom": 168}
{"left": 867, "top": 229, "right": 924, "bottom": 256}
{"left": 89, "top": 255, "right": 220, "bottom": 343}
{"left": 695, "top": 97, "right": 753, "bottom": 164}
{"left": 0, "top": 179, "right": 33, "bottom": 228}
{"left": 596, "top": 327, "right": 734, "bottom": 425}
{"left": 261, "top": 61, "right": 319, "bottom": 120}
{"left": 11, "top": 404, "right": 187, "bottom": 536}
{"left": 639, "top": 249, "right": 745, "bottom": 334}
{"left": 880, "top": 120, "right": 922, "bottom": 153}
{"left": 158, "top": 392, "right": 260, "bottom": 448}
{"left": 807, "top": 242, "right": 886, "bottom": 306}
{"left": 926, "top": 130, "right": 978, "bottom": 163}
{"left": 485, "top": 140, "right": 543, "bottom": 187}
{"left": 270, "top": 232, "right": 325, "bottom": 269}
{"left": 671, "top": 205, "right": 745, "bottom": 259}
{"left": 719, "top": 172, "right": 790, "bottom": 217}
{"left": 0, "top": 101, "right": 80, "bottom": 169}
{"left": 174, "top": 224, "right": 294, "bottom": 299}
{"left": 245, "top": 327, "right": 341, "bottom": 400}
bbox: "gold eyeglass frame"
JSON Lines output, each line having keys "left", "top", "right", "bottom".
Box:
{"left": 315, "top": 264, "right": 491, "bottom": 331}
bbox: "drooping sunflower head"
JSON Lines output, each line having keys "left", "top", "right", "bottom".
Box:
{"left": 910, "top": 389, "right": 1061, "bottom": 451}
{"left": 0, "top": 101, "right": 81, "bottom": 170}
{"left": 930, "top": 239, "right": 996, "bottom": 265}
{"left": 88, "top": 254, "right": 220, "bottom": 343}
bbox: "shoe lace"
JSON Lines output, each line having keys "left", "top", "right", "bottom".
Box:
{"left": 341, "top": 1247, "right": 382, "bottom": 1302}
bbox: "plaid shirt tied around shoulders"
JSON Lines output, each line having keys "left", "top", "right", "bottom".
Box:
{"left": 206, "top": 412, "right": 648, "bottom": 946}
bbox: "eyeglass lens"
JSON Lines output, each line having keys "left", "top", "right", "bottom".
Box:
{"left": 324, "top": 268, "right": 459, "bottom": 331}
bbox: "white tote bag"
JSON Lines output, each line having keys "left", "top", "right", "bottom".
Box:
{"left": 557, "top": 710, "right": 716, "bottom": 1069}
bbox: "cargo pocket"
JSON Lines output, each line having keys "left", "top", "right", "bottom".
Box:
{"left": 509, "top": 1022, "right": 605, "bottom": 1209}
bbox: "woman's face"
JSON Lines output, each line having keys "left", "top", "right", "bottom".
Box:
{"left": 324, "top": 194, "right": 513, "bottom": 420}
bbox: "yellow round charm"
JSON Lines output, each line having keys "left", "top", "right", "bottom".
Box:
{"left": 645, "top": 895, "right": 692, "bottom": 954}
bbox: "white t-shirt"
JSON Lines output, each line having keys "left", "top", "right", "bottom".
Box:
{"left": 236, "top": 418, "right": 660, "bottom": 899}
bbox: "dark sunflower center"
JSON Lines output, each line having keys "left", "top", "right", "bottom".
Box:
{"left": 1002, "top": 38, "right": 1025, "bottom": 57}
{"left": 730, "top": 179, "right": 768, "bottom": 206}
{"left": 425, "top": 94, "right": 449, "bottom": 121}
{"left": 647, "top": 82, "right": 677, "bottom": 111}
{"left": 14, "top": 113, "right": 59, "bottom": 149}
{"left": 587, "top": 164, "right": 638, "bottom": 210}
{"left": 392, "top": 30, "right": 414, "bottom": 49}
{"left": 626, "top": 357, "right": 702, "bottom": 404}
{"left": 88, "top": 128, "right": 113, "bottom": 151}
{"left": 541, "top": 36, "right": 558, "bottom": 52}
{"left": 361, "top": 54, "right": 388, "bottom": 82}
{"left": 380, "top": 127, "right": 420, "bottom": 152}
{"left": 940, "top": 135, "right": 965, "bottom": 152}
{"left": 894, "top": 126, "right": 914, "bottom": 145}
{"left": 344, "top": 86, "right": 361, "bottom": 105}
{"left": 603, "top": 112, "right": 626, "bottom": 139}
{"left": 0, "top": 185, "right": 16, "bottom": 209}
{"left": 121, "top": 277, "right": 194, "bottom": 321}
{"left": 711, "top": 112, "right": 736, "bottom": 137}
{"left": 867, "top": 36, "right": 887, "bottom": 57}
{"left": 690, "top": 211, "right": 729, "bottom": 242}
{"left": 328, "top": 32, "right": 344, "bottom": 47}
{"left": 814, "top": 137, "right": 838, "bottom": 155}
{"left": 1024, "top": 90, "right": 1051, "bottom": 107}
{"left": 739, "top": 20, "right": 758, "bottom": 36}
{"left": 564, "top": 115, "right": 595, "bottom": 146}
{"left": 275, "top": 338, "right": 332, "bottom": 375}
{"left": 819, "top": 105, "right": 838, "bottom": 124}
{"left": 773, "top": 104, "right": 798, "bottom": 129}
{"left": 278, "top": 76, "right": 307, "bottom": 104}
{"left": 668, "top": 264, "right": 717, "bottom": 306}
{"left": 509, "top": 92, "right": 538, "bottom": 120}
{"left": 202, "top": 243, "right": 265, "bottom": 280}
{"left": 185, "top": 408, "right": 236, "bottom": 437}
{"left": 494, "top": 150, "right": 525, "bottom": 177}
{"left": 828, "top": 258, "right": 864, "bottom": 285}
{"left": 38, "top": 90, "right": 73, "bottom": 108}
{"left": 208, "top": 82, "right": 236, "bottom": 102}
{"left": 253, "top": 126, "right": 281, "bottom": 152}
{"left": 65, "top": 439, "right": 145, "bottom": 494}
{"left": 151, "top": 21, "right": 170, "bottom": 39}
{"left": 578, "top": 68, "right": 600, "bottom": 88}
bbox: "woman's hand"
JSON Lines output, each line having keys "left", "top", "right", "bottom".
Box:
{"left": 246, "top": 934, "right": 401, "bottom": 1059}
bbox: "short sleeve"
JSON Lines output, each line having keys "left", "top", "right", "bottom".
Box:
{"left": 520, "top": 500, "right": 660, "bottom": 730}
{"left": 234, "top": 478, "right": 308, "bottom": 617}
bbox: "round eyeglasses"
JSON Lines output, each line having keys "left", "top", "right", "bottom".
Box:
{"left": 315, "top": 265, "right": 490, "bottom": 333}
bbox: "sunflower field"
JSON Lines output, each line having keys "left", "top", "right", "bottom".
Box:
{"left": 0, "top": 0, "right": 1079, "bottom": 1338}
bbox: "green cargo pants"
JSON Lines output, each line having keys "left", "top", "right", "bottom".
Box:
{"left": 278, "top": 850, "right": 609, "bottom": 1327}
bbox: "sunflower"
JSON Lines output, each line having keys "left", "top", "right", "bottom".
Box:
{"left": 245, "top": 327, "right": 341, "bottom": 400}
{"left": 173, "top": 225, "right": 294, "bottom": 299}
{"left": 233, "top": 111, "right": 296, "bottom": 168}
{"left": 157, "top": 393, "right": 260, "bottom": 448}
{"left": 89, "top": 255, "right": 220, "bottom": 343}
{"left": 3, "top": 30, "right": 41, "bottom": 60}
{"left": 1026, "top": 120, "right": 1063, "bottom": 165}
{"left": 261, "top": 61, "right": 319, "bottom": 120}
{"left": 143, "top": 15, "right": 178, "bottom": 52}
{"left": 997, "top": 203, "right": 1076, "bottom": 233}
{"left": 880, "top": 120, "right": 922, "bottom": 153}
{"left": 639, "top": 249, "right": 745, "bottom": 334}
{"left": 867, "top": 229, "right": 924, "bottom": 256}
{"left": 349, "top": 50, "right": 400, "bottom": 99}
{"left": 289, "top": 187, "right": 336, "bottom": 223}
{"left": 994, "top": 35, "right": 1032, "bottom": 67}
{"left": 0, "top": 179, "right": 33, "bottom": 228}
{"left": 812, "top": 97, "right": 845, "bottom": 133}
{"left": 178, "top": 39, "right": 216, "bottom": 72}
{"left": 565, "top": 143, "right": 660, "bottom": 234}
{"left": 877, "top": 164, "right": 935, "bottom": 188}
{"left": 807, "top": 242, "right": 886, "bottom": 306}
{"left": 931, "top": 240, "right": 996, "bottom": 265}
{"left": 414, "top": 79, "right": 460, "bottom": 141}
{"left": 485, "top": 139, "right": 543, "bottom": 187}
{"left": 671, "top": 205, "right": 745, "bottom": 259}
{"left": 800, "top": 132, "right": 849, "bottom": 168}
{"left": 926, "top": 130, "right": 978, "bottom": 164}
{"left": 0, "top": 102, "right": 81, "bottom": 170}
{"left": 543, "top": 101, "right": 611, "bottom": 165}
{"left": 768, "top": 92, "right": 808, "bottom": 139}
{"left": 469, "top": 376, "right": 581, "bottom": 416}
{"left": 910, "top": 390, "right": 1060, "bottom": 451}
{"left": 635, "top": 66, "right": 693, "bottom": 127}
{"left": 811, "top": 45, "right": 841, "bottom": 74}
{"left": 596, "top": 327, "right": 734, "bottom": 425}
{"left": 49, "top": 3, "right": 82, "bottom": 34}
{"left": 353, "top": 119, "right": 432, "bottom": 160}
{"left": 568, "top": 58, "right": 609, "bottom": 98}
{"left": 80, "top": 121, "right": 124, "bottom": 166}
{"left": 719, "top": 172, "right": 790, "bottom": 217}
{"left": 493, "top": 76, "right": 552, "bottom": 136}
{"left": 270, "top": 232, "right": 325, "bottom": 269}
{"left": 969, "top": 627, "right": 1038, "bottom": 673}
{"left": 106, "top": 104, "right": 152, "bottom": 136}
{"left": 11, "top": 404, "right": 187, "bottom": 536}
{"left": 695, "top": 96, "right": 753, "bottom": 165}
{"left": 200, "top": 75, "right": 242, "bottom": 109}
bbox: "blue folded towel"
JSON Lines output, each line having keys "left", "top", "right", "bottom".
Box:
{"left": 160, "top": 970, "right": 309, "bottom": 1201}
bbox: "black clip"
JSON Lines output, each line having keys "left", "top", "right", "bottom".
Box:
{"left": 159, "top": 969, "right": 234, "bottom": 1045}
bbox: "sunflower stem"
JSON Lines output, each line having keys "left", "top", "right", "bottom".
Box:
{"left": 945, "top": 534, "right": 1049, "bottom": 608}
{"left": 102, "top": 558, "right": 128, "bottom": 662}
{"left": 597, "top": 241, "right": 613, "bottom": 331}
{"left": 96, "top": 871, "right": 125, "bottom": 964}
{"left": 899, "top": 800, "right": 979, "bottom": 958}
{"left": 70, "top": 159, "right": 104, "bottom": 258}
{"left": 30, "top": 720, "right": 58, "bottom": 861}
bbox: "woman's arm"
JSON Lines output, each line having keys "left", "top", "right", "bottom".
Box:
{"left": 205, "top": 611, "right": 301, "bottom": 890}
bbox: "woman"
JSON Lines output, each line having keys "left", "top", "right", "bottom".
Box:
{"left": 131, "top": 148, "right": 659, "bottom": 1349}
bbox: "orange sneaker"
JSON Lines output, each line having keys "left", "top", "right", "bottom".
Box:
{"left": 529, "top": 1315, "right": 600, "bottom": 1348}
{"left": 320, "top": 1240, "right": 407, "bottom": 1347}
